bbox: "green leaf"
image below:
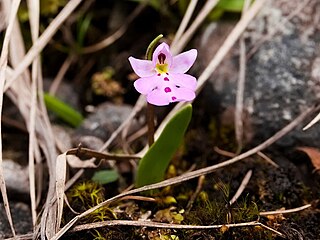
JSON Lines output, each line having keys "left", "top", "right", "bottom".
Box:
{"left": 135, "top": 104, "right": 192, "bottom": 187}
{"left": 44, "top": 93, "right": 84, "bottom": 127}
{"left": 216, "top": 0, "right": 245, "bottom": 12}
{"left": 92, "top": 170, "right": 119, "bottom": 185}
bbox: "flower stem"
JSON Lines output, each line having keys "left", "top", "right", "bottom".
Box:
{"left": 147, "top": 103, "right": 155, "bottom": 146}
{"left": 145, "top": 34, "right": 163, "bottom": 146}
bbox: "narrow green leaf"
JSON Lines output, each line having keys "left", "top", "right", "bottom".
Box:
{"left": 92, "top": 170, "right": 119, "bottom": 185}
{"left": 135, "top": 104, "right": 192, "bottom": 187}
{"left": 44, "top": 93, "right": 84, "bottom": 127}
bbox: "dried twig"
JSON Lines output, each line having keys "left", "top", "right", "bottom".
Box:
{"left": 303, "top": 112, "right": 320, "bottom": 130}
{"left": 260, "top": 204, "right": 312, "bottom": 216}
{"left": 257, "top": 151, "right": 279, "bottom": 168}
{"left": 229, "top": 170, "right": 252, "bottom": 206}
{"left": 66, "top": 146, "right": 141, "bottom": 161}
{"left": 186, "top": 175, "right": 205, "bottom": 212}
{"left": 49, "top": 54, "right": 75, "bottom": 95}
{"left": 70, "top": 219, "right": 284, "bottom": 237}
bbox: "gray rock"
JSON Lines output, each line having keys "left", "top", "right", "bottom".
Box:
{"left": 73, "top": 102, "right": 137, "bottom": 147}
{"left": 197, "top": 0, "right": 320, "bottom": 147}
{"left": 3, "top": 159, "right": 29, "bottom": 195}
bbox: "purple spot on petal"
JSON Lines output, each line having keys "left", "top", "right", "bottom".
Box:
{"left": 172, "top": 96, "right": 176, "bottom": 101}
{"left": 164, "top": 77, "right": 169, "bottom": 81}
{"left": 164, "top": 87, "right": 171, "bottom": 93}
{"left": 166, "top": 73, "right": 169, "bottom": 75}
{"left": 157, "top": 73, "right": 161, "bottom": 76}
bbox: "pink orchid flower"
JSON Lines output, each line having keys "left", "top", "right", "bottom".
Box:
{"left": 128, "top": 43, "right": 197, "bottom": 106}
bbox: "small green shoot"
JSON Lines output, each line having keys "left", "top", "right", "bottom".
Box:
{"left": 92, "top": 170, "right": 119, "bottom": 185}
{"left": 135, "top": 104, "right": 192, "bottom": 187}
{"left": 44, "top": 93, "right": 84, "bottom": 127}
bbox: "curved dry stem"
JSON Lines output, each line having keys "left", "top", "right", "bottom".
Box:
{"left": 81, "top": 2, "right": 146, "bottom": 54}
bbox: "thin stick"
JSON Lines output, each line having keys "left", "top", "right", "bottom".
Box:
{"left": 147, "top": 103, "right": 155, "bottom": 146}
{"left": 260, "top": 204, "right": 312, "bottom": 216}
{"left": 303, "top": 112, "right": 320, "bottom": 130}
{"left": 49, "top": 54, "right": 74, "bottom": 95}
{"left": 69, "top": 219, "right": 284, "bottom": 237}
{"left": 186, "top": 175, "right": 205, "bottom": 212}
{"left": 52, "top": 104, "right": 317, "bottom": 239}
{"left": 235, "top": 0, "right": 251, "bottom": 153}
{"left": 229, "top": 170, "right": 252, "bottom": 206}
{"left": 257, "top": 151, "right": 279, "bottom": 168}
{"left": 144, "top": 34, "right": 163, "bottom": 146}
{"left": 66, "top": 146, "right": 141, "bottom": 161}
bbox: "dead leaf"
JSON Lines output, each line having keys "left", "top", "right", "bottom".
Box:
{"left": 296, "top": 147, "right": 320, "bottom": 171}
{"left": 56, "top": 153, "right": 67, "bottom": 231}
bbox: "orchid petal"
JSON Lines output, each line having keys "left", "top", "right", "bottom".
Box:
{"left": 173, "top": 87, "right": 196, "bottom": 102}
{"left": 152, "top": 42, "right": 172, "bottom": 67}
{"left": 171, "top": 49, "right": 197, "bottom": 73}
{"left": 133, "top": 76, "right": 158, "bottom": 95}
{"left": 147, "top": 88, "right": 171, "bottom": 106}
{"left": 128, "top": 57, "right": 155, "bottom": 77}
{"left": 170, "top": 73, "right": 197, "bottom": 90}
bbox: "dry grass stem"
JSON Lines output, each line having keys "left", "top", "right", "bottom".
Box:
{"left": 303, "top": 112, "right": 320, "bottom": 130}
{"left": 81, "top": 2, "right": 146, "bottom": 54}
{"left": 260, "top": 204, "right": 312, "bottom": 216}
{"left": 257, "top": 151, "right": 279, "bottom": 168}
{"left": 171, "top": 0, "right": 219, "bottom": 55}
{"left": 229, "top": 170, "right": 252, "bottom": 206}
{"left": 171, "top": 0, "right": 198, "bottom": 47}
{"left": 49, "top": 54, "right": 75, "bottom": 95}
{"left": 235, "top": 0, "right": 251, "bottom": 153}
{"left": 186, "top": 175, "right": 205, "bottom": 212}
{"left": 4, "top": 0, "right": 83, "bottom": 92}
{"left": 0, "top": 0, "right": 22, "bottom": 237}
{"left": 52, "top": 104, "right": 317, "bottom": 239}
{"left": 56, "top": 153, "right": 67, "bottom": 231}
{"left": 66, "top": 146, "right": 141, "bottom": 162}
{"left": 69, "top": 220, "right": 284, "bottom": 237}
{"left": 27, "top": 0, "right": 40, "bottom": 226}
